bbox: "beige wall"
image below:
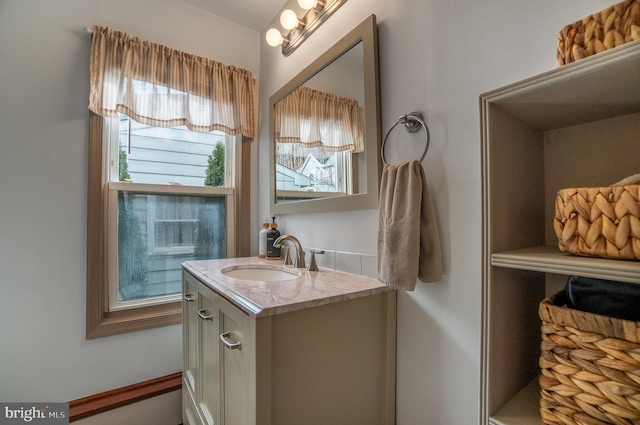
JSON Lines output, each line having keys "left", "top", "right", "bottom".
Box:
{"left": 0, "top": 0, "right": 616, "bottom": 423}
{"left": 256, "top": 1, "right": 614, "bottom": 424}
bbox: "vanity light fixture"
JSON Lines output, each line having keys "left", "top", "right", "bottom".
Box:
{"left": 265, "top": 0, "right": 348, "bottom": 56}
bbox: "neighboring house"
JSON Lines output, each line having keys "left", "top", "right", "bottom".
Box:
{"left": 276, "top": 152, "right": 337, "bottom": 192}
{"left": 275, "top": 162, "right": 318, "bottom": 191}
{"left": 121, "top": 116, "right": 225, "bottom": 186}
{"left": 296, "top": 152, "right": 336, "bottom": 192}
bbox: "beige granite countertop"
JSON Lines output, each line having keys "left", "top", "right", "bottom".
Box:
{"left": 182, "top": 257, "right": 393, "bottom": 317}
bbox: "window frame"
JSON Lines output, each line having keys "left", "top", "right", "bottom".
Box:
{"left": 86, "top": 112, "right": 250, "bottom": 338}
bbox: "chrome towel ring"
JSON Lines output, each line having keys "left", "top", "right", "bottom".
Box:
{"left": 381, "top": 111, "right": 430, "bottom": 165}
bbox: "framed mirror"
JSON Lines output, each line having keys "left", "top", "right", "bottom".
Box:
{"left": 269, "top": 14, "right": 381, "bottom": 214}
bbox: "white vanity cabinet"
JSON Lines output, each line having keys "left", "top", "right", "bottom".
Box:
{"left": 480, "top": 41, "right": 640, "bottom": 425}
{"left": 183, "top": 271, "right": 255, "bottom": 425}
{"left": 182, "top": 261, "right": 396, "bottom": 425}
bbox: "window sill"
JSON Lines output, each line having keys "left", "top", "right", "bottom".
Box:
{"left": 86, "top": 299, "right": 181, "bottom": 339}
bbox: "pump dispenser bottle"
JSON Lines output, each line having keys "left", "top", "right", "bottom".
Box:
{"left": 266, "top": 216, "right": 281, "bottom": 258}
{"left": 258, "top": 217, "right": 269, "bottom": 258}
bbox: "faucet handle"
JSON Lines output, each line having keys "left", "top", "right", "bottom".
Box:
{"left": 307, "top": 250, "right": 325, "bottom": 272}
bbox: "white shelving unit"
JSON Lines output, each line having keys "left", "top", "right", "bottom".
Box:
{"left": 479, "top": 41, "right": 640, "bottom": 425}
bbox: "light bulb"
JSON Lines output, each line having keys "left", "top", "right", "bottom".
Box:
{"left": 265, "top": 28, "right": 283, "bottom": 47}
{"left": 298, "top": 0, "right": 316, "bottom": 9}
{"left": 298, "top": 0, "right": 324, "bottom": 9}
{"left": 280, "top": 9, "right": 300, "bottom": 30}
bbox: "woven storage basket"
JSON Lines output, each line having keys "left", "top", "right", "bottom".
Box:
{"left": 554, "top": 184, "right": 640, "bottom": 260}
{"left": 539, "top": 290, "right": 640, "bottom": 425}
{"left": 557, "top": 0, "right": 640, "bottom": 66}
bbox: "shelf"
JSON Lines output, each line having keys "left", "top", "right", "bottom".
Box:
{"left": 489, "top": 379, "right": 540, "bottom": 425}
{"left": 481, "top": 42, "right": 640, "bottom": 425}
{"left": 492, "top": 246, "right": 640, "bottom": 284}
{"left": 484, "top": 40, "right": 640, "bottom": 131}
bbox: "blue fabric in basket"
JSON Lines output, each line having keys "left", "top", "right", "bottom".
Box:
{"left": 565, "top": 275, "right": 640, "bottom": 322}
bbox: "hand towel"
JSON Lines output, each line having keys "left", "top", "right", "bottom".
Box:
{"left": 377, "top": 160, "right": 443, "bottom": 290}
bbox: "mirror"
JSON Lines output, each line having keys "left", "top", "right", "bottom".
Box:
{"left": 269, "top": 14, "right": 381, "bottom": 214}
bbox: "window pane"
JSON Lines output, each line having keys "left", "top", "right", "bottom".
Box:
{"left": 117, "top": 191, "right": 226, "bottom": 303}
{"left": 117, "top": 114, "right": 226, "bottom": 187}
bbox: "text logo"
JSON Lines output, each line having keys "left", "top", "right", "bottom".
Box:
{"left": 1, "top": 404, "right": 68, "bottom": 424}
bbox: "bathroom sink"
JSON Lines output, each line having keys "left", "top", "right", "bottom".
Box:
{"left": 221, "top": 265, "right": 301, "bottom": 282}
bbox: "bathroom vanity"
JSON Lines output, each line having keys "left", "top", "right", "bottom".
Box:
{"left": 181, "top": 257, "right": 396, "bottom": 425}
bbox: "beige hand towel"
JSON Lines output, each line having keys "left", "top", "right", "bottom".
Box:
{"left": 377, "top": 160, "right": 443, "bottom": 290}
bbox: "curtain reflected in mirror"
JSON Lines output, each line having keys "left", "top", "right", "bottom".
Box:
{"left": 274, "top": 85, "right": 364, "bottom": 202}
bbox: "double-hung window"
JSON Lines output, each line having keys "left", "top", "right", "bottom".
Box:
{"left": 108, "top": 114, "right": 235, "bottom": 308}
{"left": 86, "top": 26, "right": 254, "bottom": 338}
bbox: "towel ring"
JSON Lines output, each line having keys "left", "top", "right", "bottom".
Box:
{"left": 381, "top": 112, "right": 430, "bottom": 165}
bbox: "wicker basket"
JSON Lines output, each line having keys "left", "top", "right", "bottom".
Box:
{"left": 554, "top": 184, "right": 640, "bottom": 260}
{"left": 557, "top": 0, "right": 640, "bottom": 66}
{"left": 539, "top": 290, "right": 640, "bottom": 424}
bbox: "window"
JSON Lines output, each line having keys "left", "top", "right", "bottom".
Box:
{"left": 86, "top": 113, "right": 249, "bottom": 338}
{"left": 110, "top": 114, "right": 234, "bottom": 308}
{"left": 86, "top": 26, "right": 254, "bottom": 338}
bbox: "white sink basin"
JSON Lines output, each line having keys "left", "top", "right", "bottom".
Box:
{"left": 221, "top": 266, "right": 301, "bottom": 282}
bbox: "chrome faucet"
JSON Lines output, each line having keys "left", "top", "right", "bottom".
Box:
{"left": 273, "top": 235, "right": 305, "bottom": 269}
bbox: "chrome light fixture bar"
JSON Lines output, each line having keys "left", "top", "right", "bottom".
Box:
{"left": 266, "top": 0, "right": 348, "bottom": 56}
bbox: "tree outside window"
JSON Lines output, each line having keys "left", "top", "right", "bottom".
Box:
{"left": 204, "top": 142, "right": 225, "bottom": 187}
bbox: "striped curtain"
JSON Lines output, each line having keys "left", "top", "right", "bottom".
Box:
{"left": 88, "top": 26, "right": 254, "bottom": 138}
{"left": 275, "top": 85, "right": 364, "bottom": 153}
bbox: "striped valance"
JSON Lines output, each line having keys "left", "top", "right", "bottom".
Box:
{"left": 275, "top": 85, "right": 364, "bottom": 153}
{"left": 88, "top": 26, "right": 254, "bottom": 138}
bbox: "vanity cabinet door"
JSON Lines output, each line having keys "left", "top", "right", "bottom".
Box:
{"left": 197, "top": 284, "right": 221, "bottom": 425}
{"left": 183, "top": 273, "right": 198, "bottom": 396}
{"left": 218, "top": 297, "right": 253, "bottom": 425}
{"left": 182, "top": 386, "right": 200, "bottom": 425}
{"left": 183, "top": 272, "right": 205, "bottom": 425}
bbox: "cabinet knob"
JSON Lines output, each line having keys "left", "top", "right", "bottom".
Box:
{"left": 197, "top": 309, "right": 213, "bottom": 320}
{"left": 184, "top": 293, "right": 195, "bottom": 302}
{"left": 219, "top": 331, "right": 242, "bottom": 350}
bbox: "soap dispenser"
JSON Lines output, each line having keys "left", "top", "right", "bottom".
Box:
{"left": 266, "top": 216, "right": 281, "bottom": 258}
{"left": 258, "top": 216, "right": 269, "bottom": 258}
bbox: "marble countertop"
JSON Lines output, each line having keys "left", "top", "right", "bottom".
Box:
{"left": 182, "top": 257, "right": 392, "bottom": 317}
